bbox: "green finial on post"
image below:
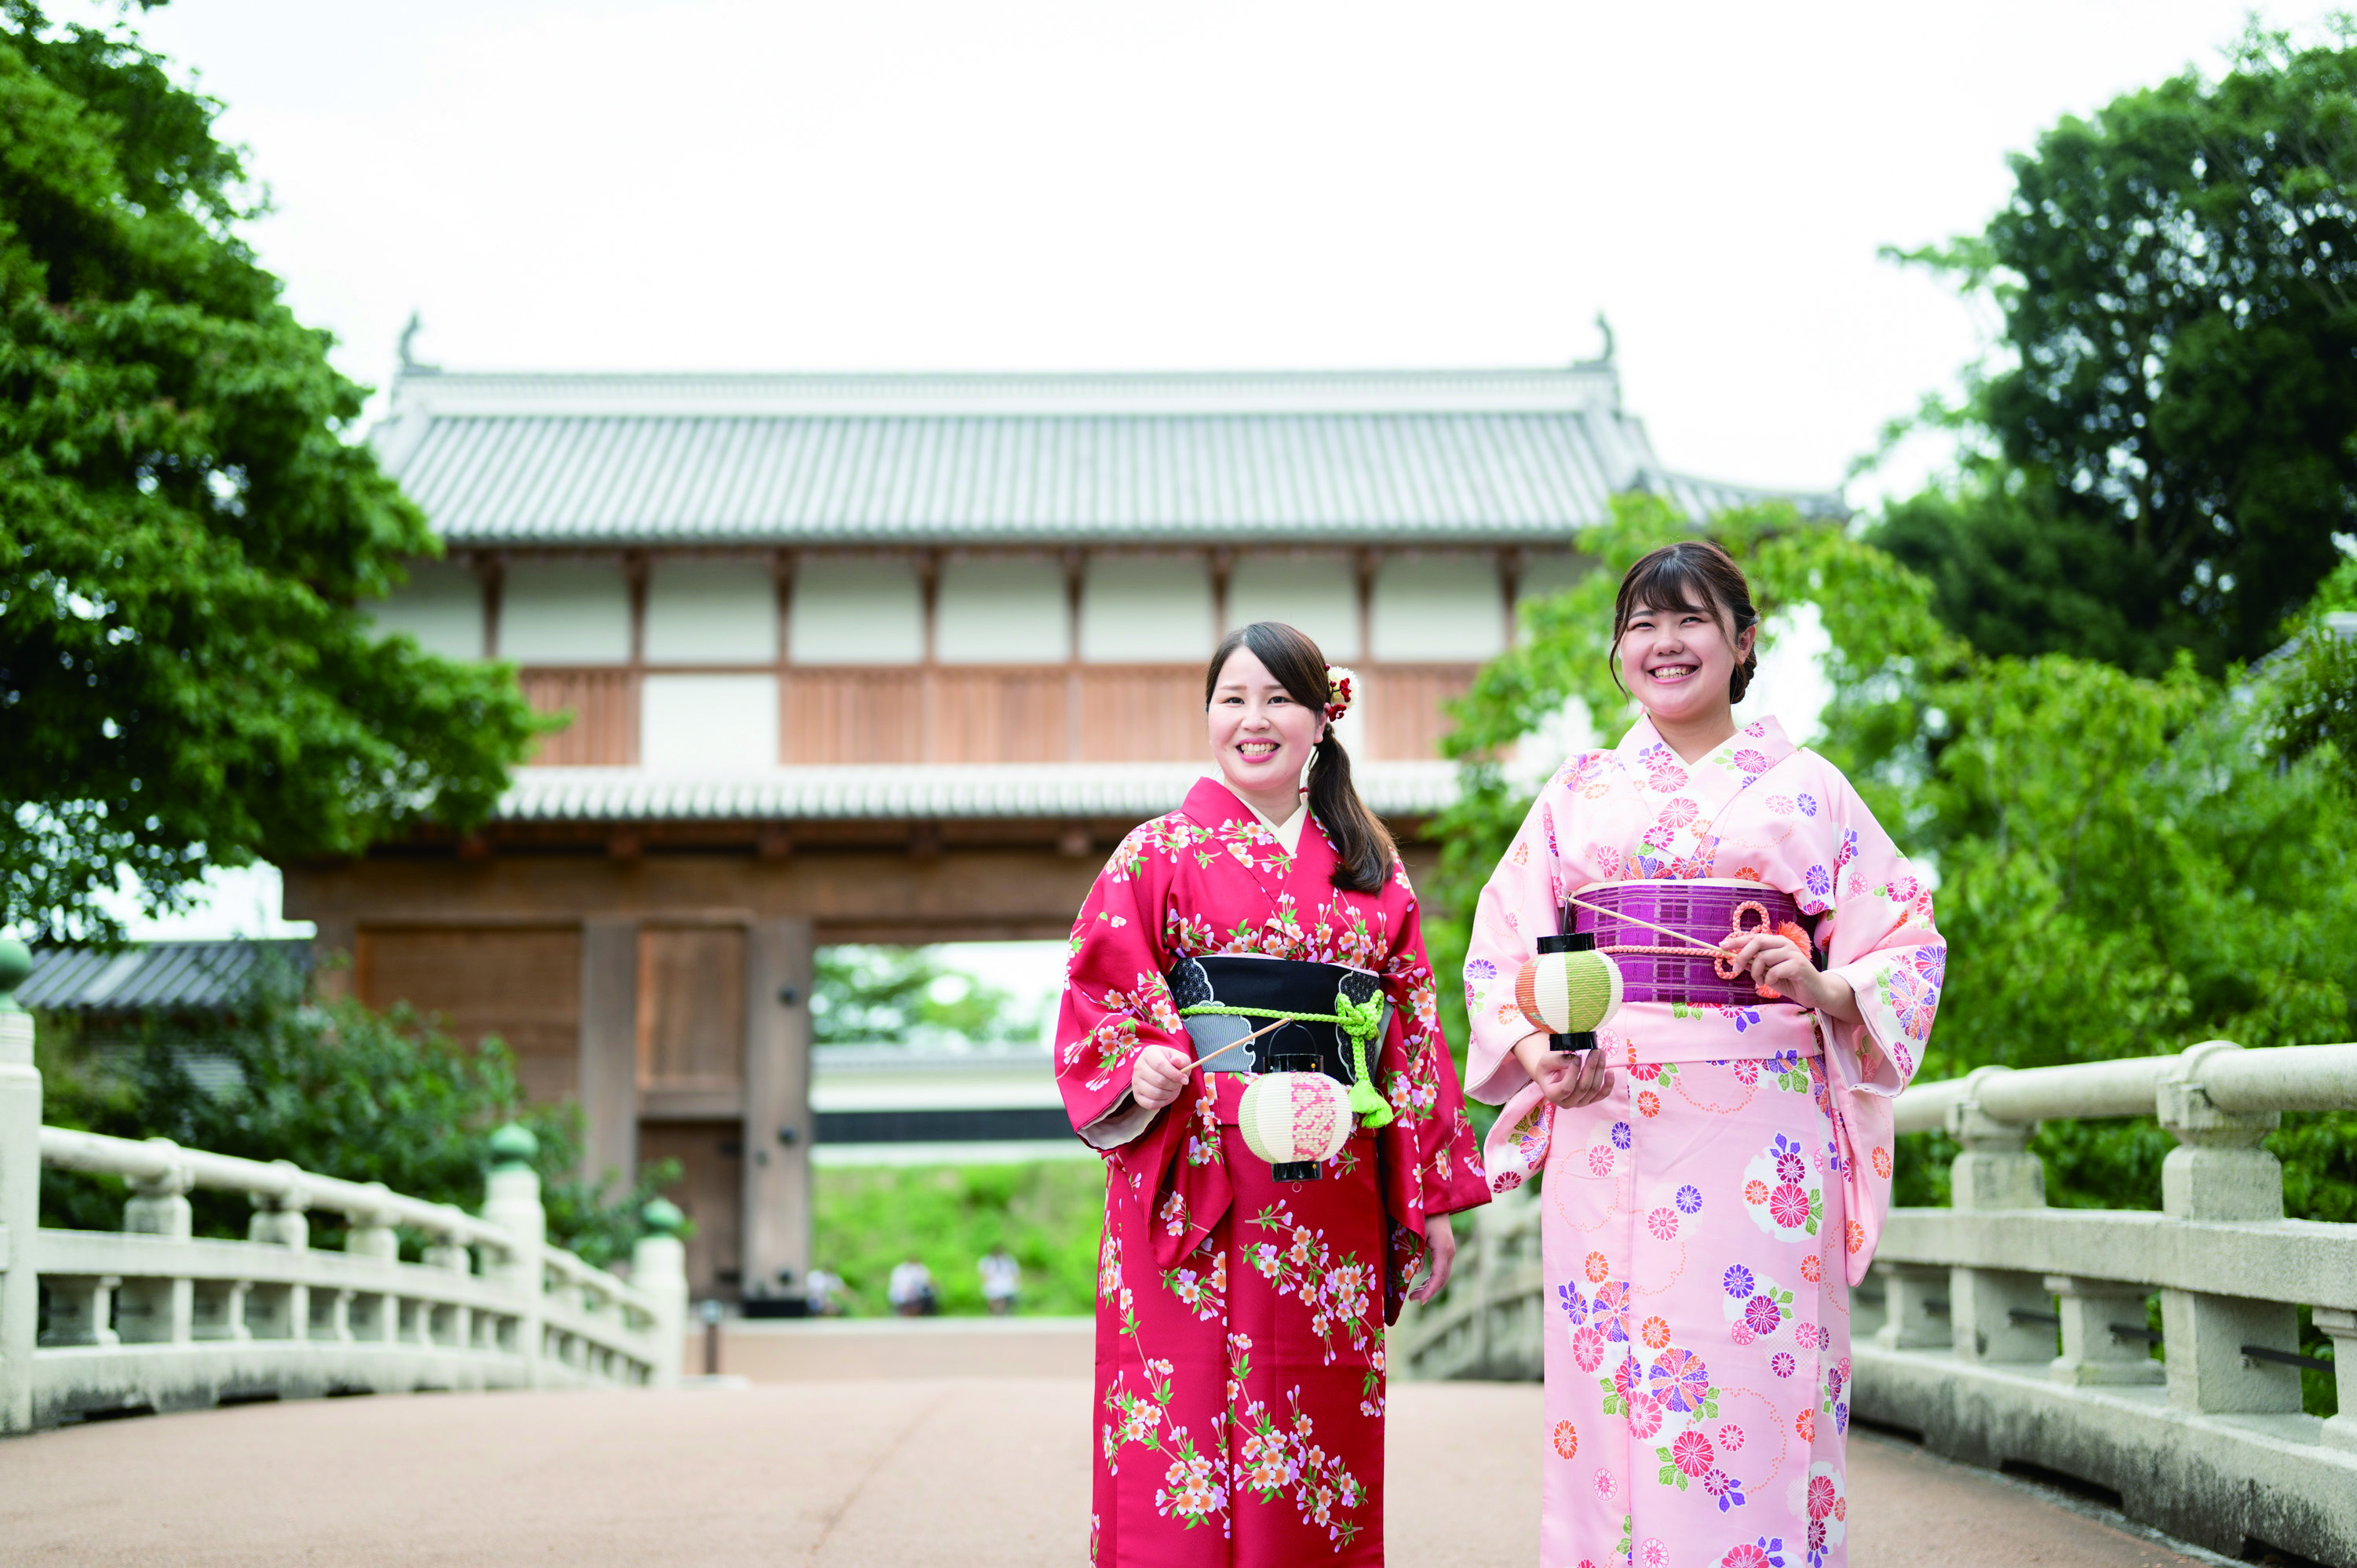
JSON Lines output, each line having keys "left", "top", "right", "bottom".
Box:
{"left": 0, "top": 935, "right": 30, "bottom": 1015}
{"left": 640, "top": 1197, "right": 685, "bottom": 1237}
{"left": 487, "top": 1122, "right": 538, "bottom": 1172}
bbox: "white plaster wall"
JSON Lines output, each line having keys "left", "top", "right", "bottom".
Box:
{"left": 644, "top": 559, "right": 775, "bottom": 663}
{"left": 1226, "top": 554, "right": 1359, "bottom": 660}
{"left": 1370, "top": 553, "right": 1505, "bottom": 660}
{"left": 936, "top": 557, "right": 1067, "bottom": 663}
{"left": 790, "top": 559, "right": 922, "bottom": 664}
{"left": 369, "top": 559, "right": 483, "bottom": 660}
{"left": 1078, "top": 556, "right": 1213, "bottom": 663}
{"left": 640, "top": 674, "right": 779, "bottom": 771}
{"left": 1516, "top": 549, "right": 1587, "bottom": 609}
{"left": 501, "top": 560, "right": 630, "bottom": 662}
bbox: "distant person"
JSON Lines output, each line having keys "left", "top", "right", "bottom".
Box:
{"left": 886, "top": 1254, "right": 937, "bottom": 1316}
{"left": 805, "top": 1267, "right": 846, "bottom": 1318}
{"left": 978, "top": 1246, "right": 1020, "bottom": 1315}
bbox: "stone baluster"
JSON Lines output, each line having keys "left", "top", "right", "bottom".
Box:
{"left": 1944, "top": 1066, "right": 2054, "bottom": 1363}
{"left": 244, "top": 1159, "right": 311, "bottom": 1340}
{"left": 481, "top": 1124, "right": 545, "bottom": 1375}
{"left": 0, "top": 937, "right": 42, "bottom": 1433}
{"left": 2155, "top": 1041, "right": 2302, "bottom": 1414}
{"left": 632, "top": 1198, "right": 690, "bottom": 1386}
{"left": 2044, "top": 1274, "right": 2161, "bottom": 1386}
{"left": 2313, "top": 1308, "right": 2356, "bottom": 1453}
{"left": 345, "top": 1183, "right": 400, "bottom": 1345}
{"left": 423, "top": 1223, "right": 472, "bottom": 1348}
{"left": 1871, "top": 1261, "right": 1950, "bottom": 1351}
{"left": 118, "top": 1138, "right": 195, "bottom": 1345}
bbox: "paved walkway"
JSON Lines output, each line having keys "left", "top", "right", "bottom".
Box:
{"left": 0, "top": 1325, "right": 2211, "bottom": 1566}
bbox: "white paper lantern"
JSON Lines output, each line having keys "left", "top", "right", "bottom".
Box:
{"left": 1238, "top": 1071, "right": 1355, "bottom": 1169}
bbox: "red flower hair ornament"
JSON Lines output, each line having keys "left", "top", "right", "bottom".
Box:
{"left": 1324, "top": 665, "right": 1356, "bottom": 725}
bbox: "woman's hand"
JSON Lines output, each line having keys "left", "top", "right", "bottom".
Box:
{"left": 1129, "top": 1045, "right": 1196, "bottom": 1114}
{"left": 1726, "top": 933, "right": 1862, "bottom": 1025}
{"left": 1410, "top": 1213, "right": 1456, "bottom": 1304}
{"left": 1512, "top": 1032, "right": 1617, "bottom": 1109}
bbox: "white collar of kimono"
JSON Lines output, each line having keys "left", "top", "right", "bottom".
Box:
{"left": 1618, "top": 710, "right": 1793, "bottom": 768}
{"left": 1199, "top": 773, "right": 1310, "bottom": 853}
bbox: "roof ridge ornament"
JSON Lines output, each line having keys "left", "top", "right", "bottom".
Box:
{"left": 398, "top": 311, "right": 440, "bottom": 376}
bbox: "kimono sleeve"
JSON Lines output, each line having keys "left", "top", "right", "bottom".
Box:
{"left": 1053, "top": 824, "right": 1232, "bottom": 1270}
{"left": 1375, "top": 859, "right": 1490, "bottom": 1223}
{"left": 1461, "top": 785, "right": 1564, "bottom": 1106}
{"left": 1814, "top": 772, "right": 1947, "bottom": 1284}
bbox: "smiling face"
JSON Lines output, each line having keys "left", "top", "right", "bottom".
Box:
{"left": 1615, "top": 593, "right": 1755, "bottom": 730}
{"left": 1207, "top": 645, "right": 1325, "bottom": 811}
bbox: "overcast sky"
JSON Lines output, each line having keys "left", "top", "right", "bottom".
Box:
{"left": 88, "top": 0, "right": 2332, "bottom": 945}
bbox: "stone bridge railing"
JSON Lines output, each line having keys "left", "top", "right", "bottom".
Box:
{"left": 1392, "top": 1039, "right": 2357, "bottom": 1566}
{"left": 0, "top": 943, "right": 687, "bottom": 1435}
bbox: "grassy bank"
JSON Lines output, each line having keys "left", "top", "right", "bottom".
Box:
{"left": 812, "top": 1161, "right": 1106, "bottom": 1316}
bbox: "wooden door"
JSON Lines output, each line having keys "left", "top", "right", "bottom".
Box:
{"left": 354, "top": 927, "right": 582, "bottom": 1103}
{"left": 637, "top": 1119, "right": 743, "bottom": 1300}
{"left": 635, "top": 928, "right": 746, "bottom": 1096}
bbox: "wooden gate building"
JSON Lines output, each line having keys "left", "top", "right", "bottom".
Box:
{"left": 289, "top": 355, "right": 1832, "bottom": 1307}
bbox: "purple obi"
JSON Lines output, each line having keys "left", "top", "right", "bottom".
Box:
{"left": 1565, "top": 880, "right": 1821, "bottom": 1009}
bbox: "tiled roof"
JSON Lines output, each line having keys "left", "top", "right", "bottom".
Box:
{"left": 22, "top": 940, "right": 310, "bottom": 1014}
{"left": 374, "top": 366, "right": 1841, "bottom": 547}
{"left": 497, "top": 761, "right": 1460, "bottom": 822}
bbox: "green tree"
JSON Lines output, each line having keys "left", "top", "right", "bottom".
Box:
{"left": 811, "top": 946, "right": 1043, "bottom": 1047}
{"left": 35, "top": 958, "right": 674, "bottom": 1265}
{"left": 1877, "top": 24, "right": 2357, "bottom": 674}
{"left": 0, "top": 4, "right": 540, "bottom": 939}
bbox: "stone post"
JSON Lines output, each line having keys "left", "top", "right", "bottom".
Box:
{"left": 633, "top": 1198, "right": 689, "bottom": 1385}
{"left": 2155, "top": 1041, "right": 2301, "bottom": 1414}
{"left": 245, "top": 1160, "right": 311, "bottom": 1340}
{"left": 481, "top": 1124, "right": 547, "bottom": 1379}
{"left": 0, "top": 937, "right": 41, "bottom": 1434}
{"left": 1945, "top": 1067, "right": 2053, "bottom": 1363}
{"left": 118, "top": 1138, "right": 195, "bottom": 1345}
{"left": 2312, "top": 1307, "right": 2356, "bottom": 1453}
{"left": 345, "top": 1183, "right": 400, "bottom": 1345}
{"left": 422, "top": 1225, "right": 473, "bottom": 1349}
{"left": 2044, "top": 1274, "right": 2161, "bottom": 1386}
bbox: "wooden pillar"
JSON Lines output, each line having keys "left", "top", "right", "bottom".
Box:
{"left": 1210, "top": 547, "right": 1232, "bottom": 639}
{"left": 917, "top": 550, "right": 940, "bottom": 765}
{"left": 772, "top": 550, "right": 796, "bottom": 766}
{"left": 478, "top": 553, "right": 506, "bottom": 660}
{"left": 1499, "top": 547, "right": 1523, "bottom": 649}
{"left": 1064, "top": 549, "right": 1086, "bottom": 762}
{"left": 741, "top": 918, "right": 815, "bottom": 1309}
{"left": 579, "top": 919, "right": 639, "bottom": 1188}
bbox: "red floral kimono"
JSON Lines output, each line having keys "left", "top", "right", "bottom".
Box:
{"left": 1058, "top": 778, "right": 1490, "bottom": 1566}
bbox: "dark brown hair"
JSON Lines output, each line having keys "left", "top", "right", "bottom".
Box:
{"left": 1203, "top": 622, "right": 1398, "bottom": 894}
{"left": 1610, "top": 540, "right": 1761, "bottom": 702}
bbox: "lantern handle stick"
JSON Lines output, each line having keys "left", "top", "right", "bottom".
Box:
{"left": 1187, "top": 1016, "right": 1297, "bottom": 1074}
{"left": 1563, "top": 893, "right": 1736, "bottom": 956}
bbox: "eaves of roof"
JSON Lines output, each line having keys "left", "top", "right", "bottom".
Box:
{"left": 23, "top": 939, "right": 311, "bottom": 1014}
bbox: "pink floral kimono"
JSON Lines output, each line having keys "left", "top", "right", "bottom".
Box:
{"left": 1465, "top": 716, "right": 1943, "bottom": 1568}
{"left": 1058, "top": 777, "right": 1490, "bottom": 1566}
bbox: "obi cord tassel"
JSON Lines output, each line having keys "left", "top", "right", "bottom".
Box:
{"left": 1512, "top": 948, "right": 1625, "bottom": 1037}
{"left": 1177, "top": 987, "right": 1395, "bottom": 1129}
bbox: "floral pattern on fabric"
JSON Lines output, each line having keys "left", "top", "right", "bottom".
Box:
{"left": 1462, "top": 715, "right": 1943, "bottom": 1568}
{"left": 1062, "top": 777, "right": 1489, "bottom": 1565}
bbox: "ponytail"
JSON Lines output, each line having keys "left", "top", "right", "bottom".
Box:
{"left": 1206, "top": 622, "right": 1399, "bottom": 895}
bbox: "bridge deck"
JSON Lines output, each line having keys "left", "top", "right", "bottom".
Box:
{"left": 0, "top": 1326, "right": 2209, "bottom": 1566}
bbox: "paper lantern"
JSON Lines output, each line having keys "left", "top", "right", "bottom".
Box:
{"left": 1514, "top": 949, "right": 1624, "bottom": 1037}
{"left": 1238, "top": 1070, "right": 1354, "bottom": 1180}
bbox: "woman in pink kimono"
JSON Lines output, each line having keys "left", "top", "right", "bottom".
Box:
{"left": 1057, "top": 621, "right": 1490, "bottom": 1566}
{"left": 1465, "top": 542, "right": 1944, "bottom": 1568}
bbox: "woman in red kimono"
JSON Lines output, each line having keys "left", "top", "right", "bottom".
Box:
{"left": 1058, "top": 621, "right": 1490, "bottom": 1566}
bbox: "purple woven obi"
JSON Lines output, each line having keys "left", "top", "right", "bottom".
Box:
{"left": 1565, "top": 880, "right": 1819, "bottom": 1008}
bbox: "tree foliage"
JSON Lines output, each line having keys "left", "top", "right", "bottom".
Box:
{"left": 1876, "top": 25, "right": 2357, "bottom": 673}
{"left": 812, "top": 946, "right": 1044, "bottom": 1048}
{"left": 35, "top": 961, "right": 675, "bottom": 1267}
{"left": 0, "top": 4, "right": 540, "bottom": 939}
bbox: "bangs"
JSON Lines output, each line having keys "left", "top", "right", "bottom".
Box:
{"left": 1617, "top": 551, "right": 1716, "bottom": 622}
